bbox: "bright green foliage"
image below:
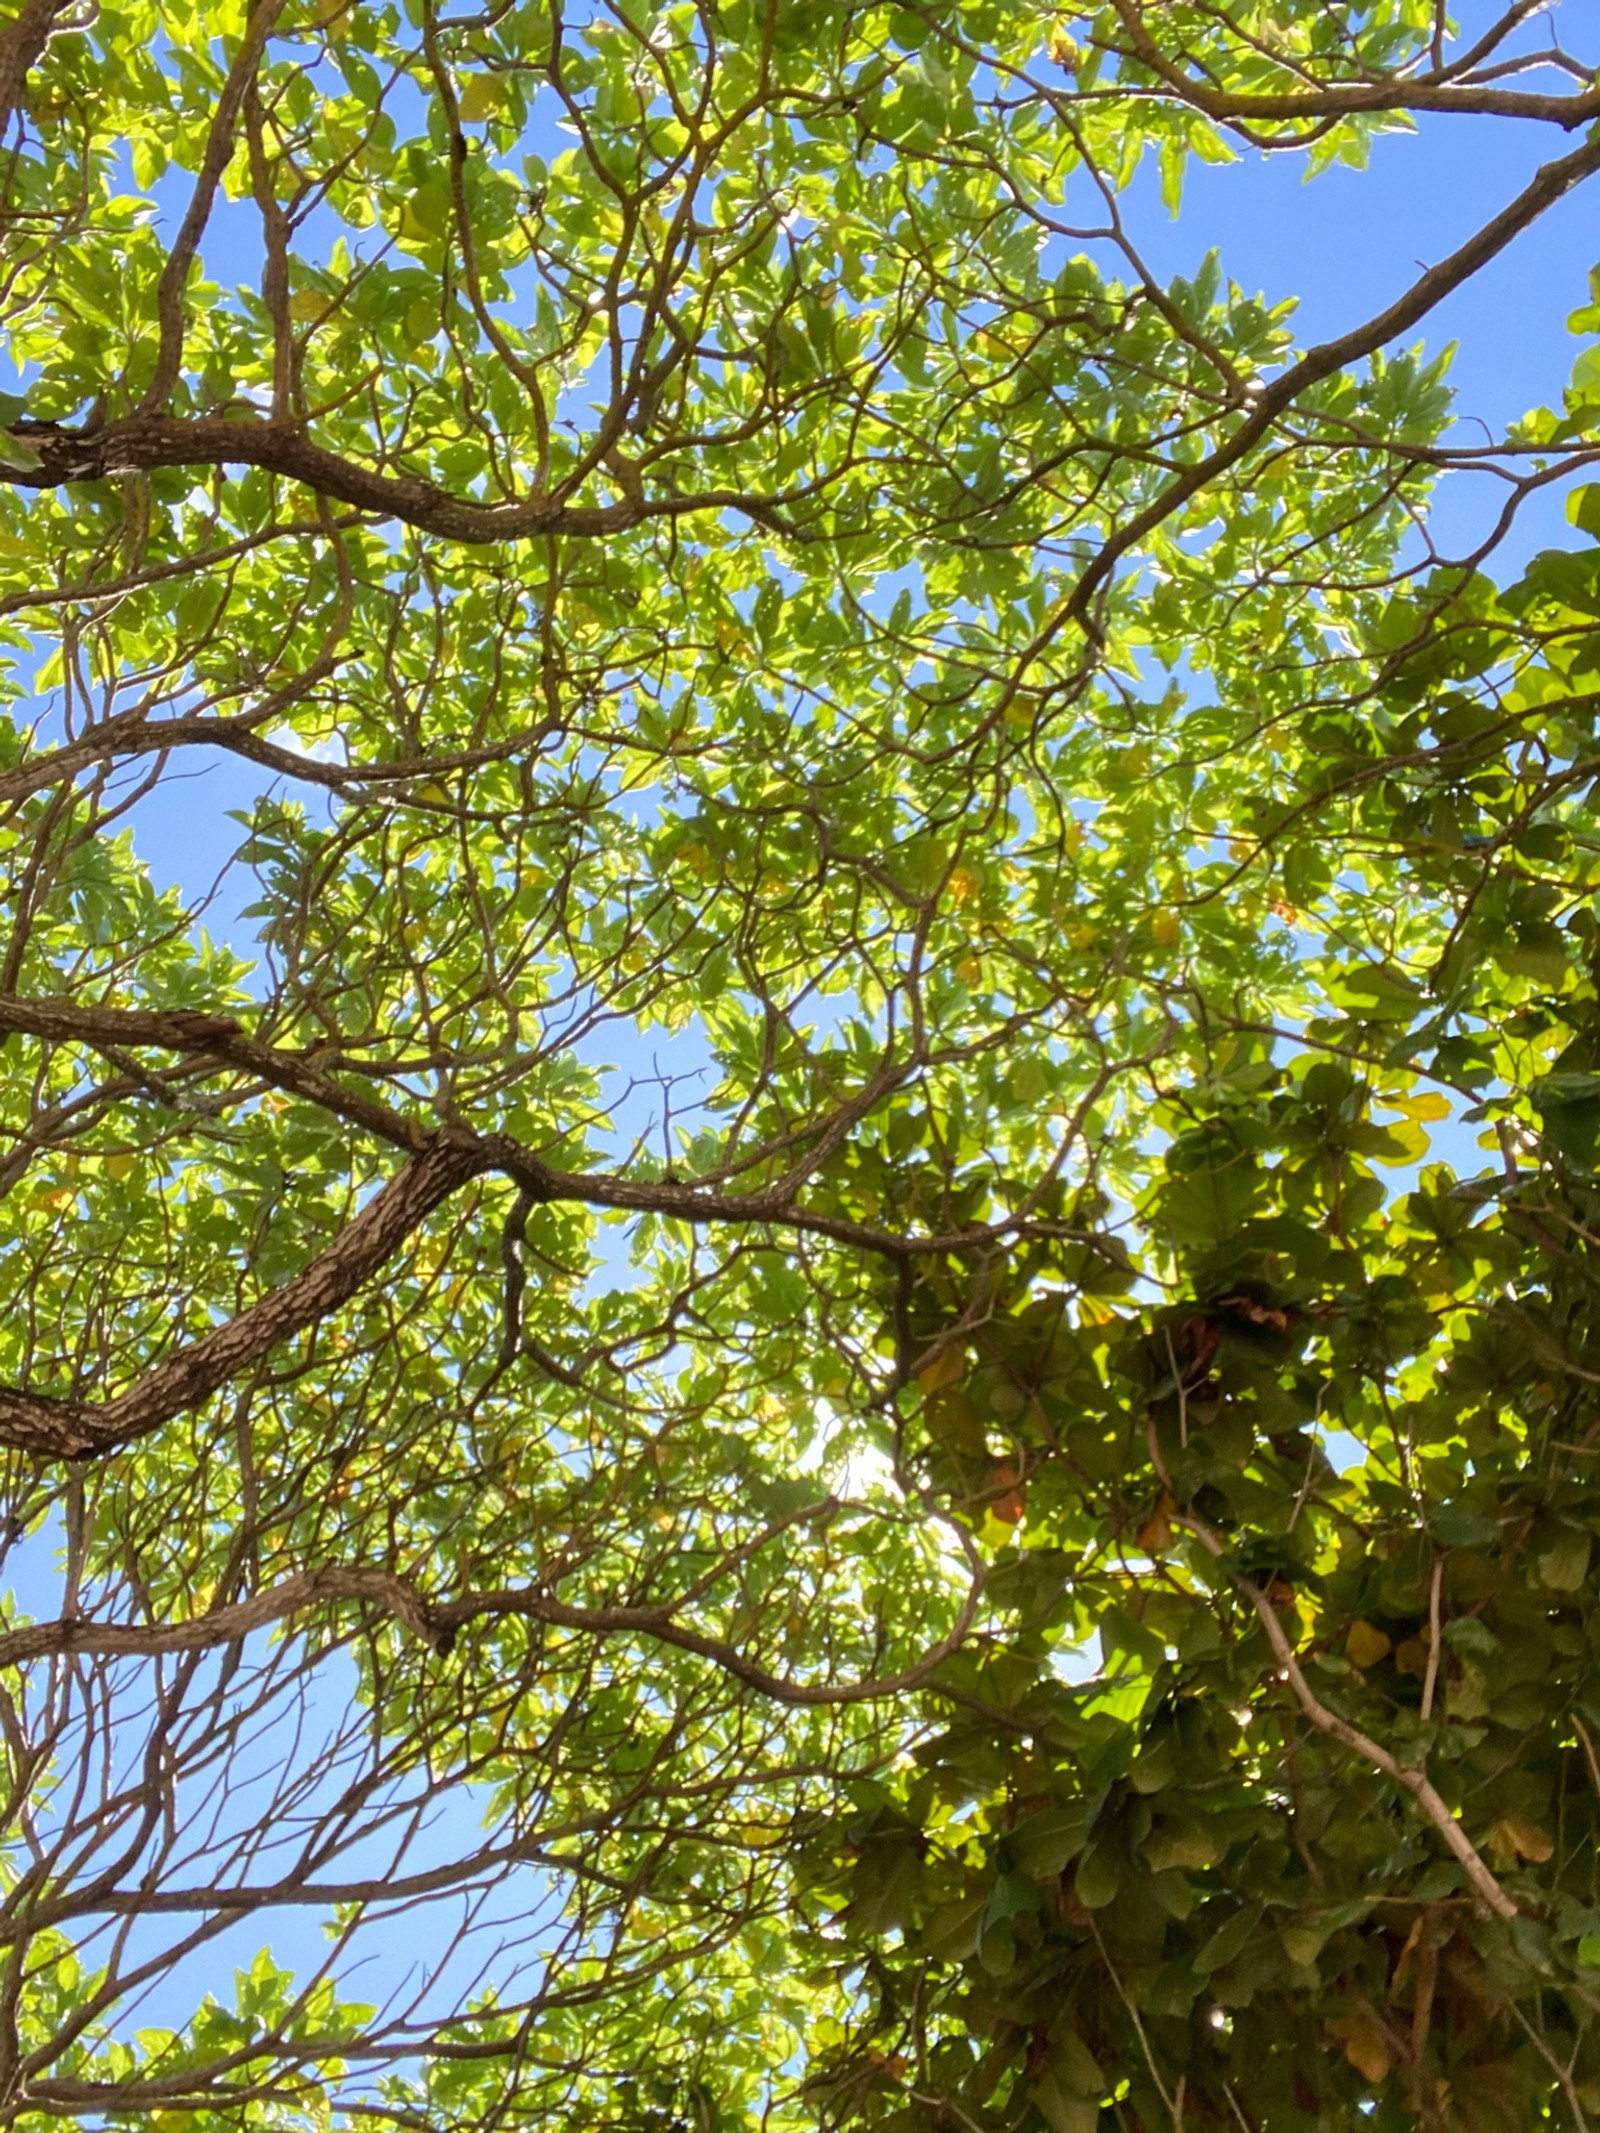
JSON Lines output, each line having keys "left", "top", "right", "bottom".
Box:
{"left": 1, "top": 1, "right": 1600, "bottom": 2129}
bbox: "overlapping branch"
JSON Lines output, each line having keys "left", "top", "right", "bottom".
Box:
{"left": 0, "top": 992, "right": 1110, "bottom": 1459}
{"left": 0, "top": 1532, "right": 984, "bottom": 1709}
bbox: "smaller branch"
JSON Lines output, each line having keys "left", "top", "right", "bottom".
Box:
{"left": 1174, "top": 1512, "right": 1517, "bottom": 1922}
{"left": 0, "top": 1540, "right": 982, "bottom": 1711}
{"left": 138, "top": 0, "right": 291, "bottom": 412}
{"left": 1420, "top": 1554, "right": 1443, "bottom": 1724}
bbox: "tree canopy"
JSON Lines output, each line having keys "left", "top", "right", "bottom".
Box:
{"left": 4, "top": 0, "right": 1600, "bottom": 2127}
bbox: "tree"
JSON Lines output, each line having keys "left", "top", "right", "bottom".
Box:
{"left": 2, "top": 0, "right": 1600, "bottom": 2124}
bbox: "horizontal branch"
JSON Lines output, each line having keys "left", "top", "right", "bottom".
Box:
{"left": 0, "top": 991, "right": 1116, "bottom": 1457}
{"left": 0, "top": 995, "right": 1110, "bottom": 1261}
{"left": 0, "top": 415, "right": 785, "bottom": 546}
{"left": 0, "top": 705, "right": 559, "bottom": 809}
{"left": 1105, "top": 1, "right": 1600, "bottom": 132}
{"left": 0, "top": 1543, "right": 981, "bottom": 1711}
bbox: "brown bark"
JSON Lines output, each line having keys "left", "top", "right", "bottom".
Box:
{"left": 0, "top": 1133, "right": 484, "bottom": 1459}
{"left": 0, "top": 413, "right": 776, "bottom": 545}
{"left": 0, "top": 0, "right": 69, "bottom": 135}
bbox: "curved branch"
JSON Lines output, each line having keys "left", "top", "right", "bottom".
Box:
{"left": 0, "top": 0, "right": 73, "bottom": 135}
{"left": 0, "top": 1538, "right": 983, "bottom": 1711}
{"left": 1172, "top": 1507, "right": 1519, "bottom": 1924}
{"left": 138, "top": 0, "right": 291, "bottom": 412}
{"left": 1055, "top": 123, "right": 1600, "bottom": 644}
{"left": 1104, "top": 0, "right": 1600, "bottom": 132}
{"left": 0, "top": 991, "right": 1122, "bottom": 1461}
{"left": 0, "top": 1133, "right": 485, "bottom": 1459}
{"left": 0, "top": 705, "right": 559, "bottom": 809}
{"left": 0, "top": 414, "right": 788, "bottom": 546}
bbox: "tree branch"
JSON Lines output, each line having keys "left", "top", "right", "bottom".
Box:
{"left": 0, "top": 414, "right": 787, "bottom": 546}
{"left": 138, "top": 0, "right": 292, "bottom": 413}
{"left": 1104, "top": 0, "right": 1600, "bottom": 133}
{"left": 1173, "top": 1510, "right": 1519, "bottom": 1923}
{"left": 0, "top": 1133, "right": 484, "bottom": 1458}
{"left": 0, "top": 0, "right": 72, "bottom": 136}
{"left": 0, "top": 1536, "right": 984, "bottom": 1711}
{"left": 1056, "top": 123, "right": 1600, "bottom": 642}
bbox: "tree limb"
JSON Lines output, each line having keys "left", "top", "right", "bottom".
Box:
{"left": 0, "top": 1538, "right": 984, "bottom": 1711}
{"left": 0, "top": 1133, "right": 484, "bottom": 1459}
{"left": 1174, "top": 1511, "right": 1519, "bottom": 1924}
{"left": 0, "top": 0, "right": 72, "bottom": 136}
{"left": 0, "top": 414, "right": 787, "bottom": 546}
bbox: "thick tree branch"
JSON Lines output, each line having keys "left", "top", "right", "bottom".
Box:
{"left": 0, "top": 1133, "right": 484, "bottom": 1458}
{"left": 0, "top": 993, "right": 1112, "bottom": 1274}
{"left": 0, "top": 703, "right": 559, "bottom": 809}
{"left": 1104, "top": 0, "right": 1600, "bottom": 132}
{"left": 0, "top": 0, "right": 71, "bottom": 135}
{"left": 0, "top": 414, "right": 787, "bottom": 545}
{"left": 0, "top": 992, "right": 1122, "bottom": 1460}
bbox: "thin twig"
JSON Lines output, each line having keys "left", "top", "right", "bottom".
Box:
{"left": 1420, "top": 1555, "right": 1444, "bottom": 1723}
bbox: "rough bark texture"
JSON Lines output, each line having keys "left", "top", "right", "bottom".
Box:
{"left": 0, "top": 0, "right": 69, "bottom": 135}
{"left": 0, "top": 1133, "right": 485, "bottom": 1458}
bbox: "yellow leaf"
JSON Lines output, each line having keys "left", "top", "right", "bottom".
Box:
{"left": 1046, "top": 21, "right": 1081, "bottom": 68}
{"left": 1392, "top": 1636, "right": 1429, "bottom": 1680}
{"left": 1149, "top": 909, "right": 1181, "bottom": 947}
{"left": 1136, "top": 1501, "right": 1173, "bottom": 1555}
{"left": 288, "top": 288, "right": 332, "bottom": 324}
{"left": 395, "top": 196, "right": 445, "bottom": 252}
{"left": 30, "top": 1187, "right": 76, "bottom": 1213}
{"left": 456, "top": 73, "right": 506, "bottom": 123}
{"left": 986, "top": 1459, "right": 1026, "bottom": 1526}
{"left": 101, "top": 1152, "right": 135, "bottom": 1180}
{"left": 916, "top": 1345, "right": 966, "bottom": 1396}
{"left": 1327, "top": 2016, "right": 1391, "bottom": 2085}
{"left": 1345, "top": 1620, "right": 1391, "bottom": 1669}
{"left": 1379, "top": 1090, "right": 1452, "bottom": 1123}
{"left": 1371, "top": 1116, "right": 1430, "bottom": 1164}
{"left": 1489, "top": 1816, "right": 1554, "bottom": 1864}
{"left": 947, "top": 865, "right": 981, "bottom": 905}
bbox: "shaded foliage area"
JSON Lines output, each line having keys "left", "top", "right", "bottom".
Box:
{"left": 2, "top": 0, "right": 1600, "bottom": 2128}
